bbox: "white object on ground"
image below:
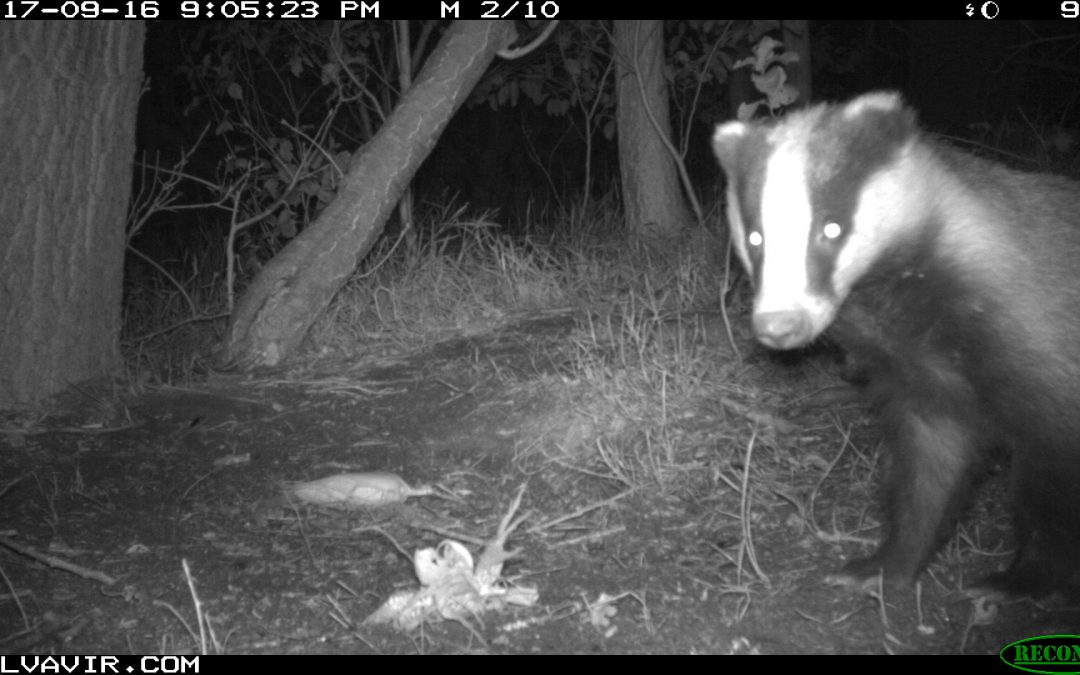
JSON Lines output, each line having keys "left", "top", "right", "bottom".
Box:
{"left": 291, "top": 472, "right": 433, "bottom": 508}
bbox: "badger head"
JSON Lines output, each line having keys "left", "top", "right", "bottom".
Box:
{"left": 712, "top": 92, "right": 923, "bottom": 350}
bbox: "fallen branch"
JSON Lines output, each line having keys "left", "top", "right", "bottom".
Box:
{"left": 0, "top": 536, "right": 117, "bottom": 586}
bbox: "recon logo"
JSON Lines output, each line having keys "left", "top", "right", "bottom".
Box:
{"left": 1000, "top": 636, "right": 1080, "bottom": 675}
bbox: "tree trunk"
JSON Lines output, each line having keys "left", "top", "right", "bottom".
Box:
{"left": 781, "top": 21, "right": 812, "bottom": 105}
{"left": 613, "top": 20, "right": 693, "bottom": 240}
{"left": 221, "top": 20, "right": 517, "bottom": 369}
{"left": 0, "top": 21, "right": 144, "bottom": 406}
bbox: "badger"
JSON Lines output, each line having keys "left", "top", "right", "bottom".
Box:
{"left": 711, "top": 91, "right": 1080, "bottom": 599}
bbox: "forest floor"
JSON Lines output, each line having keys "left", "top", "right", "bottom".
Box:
{"left": 2, "top": 309, "right": 1078, "bottom": 655}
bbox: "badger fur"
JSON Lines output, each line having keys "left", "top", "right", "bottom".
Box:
{"left": 711, "top": 91, "right": 1080, "bottom": 598}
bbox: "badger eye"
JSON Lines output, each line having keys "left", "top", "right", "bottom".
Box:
{"left": 748, "top": 231, "right": 763, "bottom": 247}
{"left": 822, "top": 221, "right": 843, "bottom": 240}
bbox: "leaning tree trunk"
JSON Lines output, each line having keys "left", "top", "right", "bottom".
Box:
{"left": 221, "top": 20, "right": 516, "bottom": 369}
{"left": 613, "top": 20, "right": 693, "bottom": 241}
{"left": 0, "top": 22, "right": 144, "bottom": 406}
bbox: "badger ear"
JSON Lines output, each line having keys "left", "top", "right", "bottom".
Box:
{"left": 841, "top": 91, "right": 918, "bottom": 145}
{"left": 712, "top": 121, "right": 750, "bottom": 174}
{"left": 842, "top": 91, "right": 904, "bottom": 118}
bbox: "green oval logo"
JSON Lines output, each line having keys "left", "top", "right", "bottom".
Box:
{"left": 1001, "top": 636, "right": 1080, "bottom": 674}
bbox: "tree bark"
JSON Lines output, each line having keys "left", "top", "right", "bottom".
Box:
{"left": 613, "top": 20, "right": 693, "bottom": 240}
{"left": 781, "top": 21, "right": 812, "bottom": 105}
{"left": 0, "top": 21, "right": 144, "bottom": 406}
{"left": 221, "top": 20, "right": 517, "bottom": 369}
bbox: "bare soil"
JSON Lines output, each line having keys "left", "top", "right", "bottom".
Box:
{"left": 2, "top": 312, "right": 1077, "bottom": 654}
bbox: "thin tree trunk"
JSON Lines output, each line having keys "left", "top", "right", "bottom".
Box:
{"left": 614, "top": 20, "right": 693, "bottom": 240}
{"left": 221, "top": 20, "right": 516, "bottom": 369}
{"left": 782, "top": 21, "right": 812, "bottom": 105}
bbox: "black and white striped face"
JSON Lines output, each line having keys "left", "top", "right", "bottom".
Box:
{"left": 712, "top": 92, "right": 921, "bottom": 350}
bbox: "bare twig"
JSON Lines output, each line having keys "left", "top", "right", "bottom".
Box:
{"left": 527, "top": 488, "right": 634, "bottom": 535}
{"left": 0, "top": 536, "right": 117, "bottom": 586}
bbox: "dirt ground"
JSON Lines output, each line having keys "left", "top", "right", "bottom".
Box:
{"left": 1, "top": 312, "right": 1077, "bottom": 655}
